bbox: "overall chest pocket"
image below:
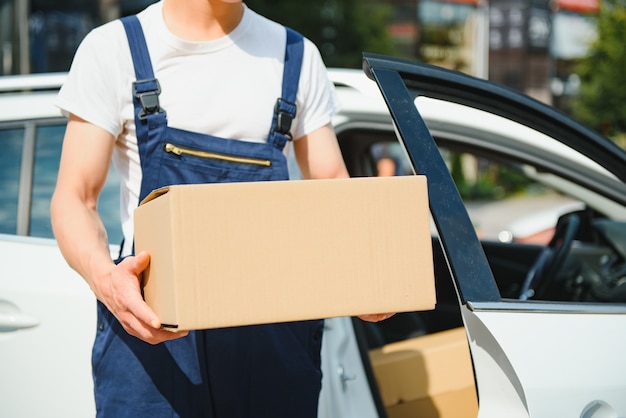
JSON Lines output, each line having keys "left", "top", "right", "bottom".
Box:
{"left": 157, "top": 127, "right": 287, "bottom": 186}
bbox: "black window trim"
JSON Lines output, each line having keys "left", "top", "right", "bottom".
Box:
{"left": 365, "top": 62, "right": 501, "bottom": 304}
{"left": 17, "top": 121, "right": 37, "bottom": 235}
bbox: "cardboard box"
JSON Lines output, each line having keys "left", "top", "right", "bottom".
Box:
{"left": 134, "top": 176, "right": 435, "bottom": 330}
{"left": 369, "top": 327, "right": 478, "bottom": 418}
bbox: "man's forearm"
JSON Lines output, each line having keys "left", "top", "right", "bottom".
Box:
{"left": 51, "top": 191, "right": 115, "bottom": 297}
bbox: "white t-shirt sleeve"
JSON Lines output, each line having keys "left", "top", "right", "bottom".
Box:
{"left": 292, "top": 38, "right": 340, "bottom": 140}
{"left": 55, "top": 20, "right": 128, "bottom": 139}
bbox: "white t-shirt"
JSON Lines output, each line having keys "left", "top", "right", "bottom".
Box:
{"left": 56, "top": 2, "right": 339, "bottom": 255}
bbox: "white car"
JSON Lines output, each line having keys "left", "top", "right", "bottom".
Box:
{"left": 1, "top": 57, "right": 626, "bottom": 418}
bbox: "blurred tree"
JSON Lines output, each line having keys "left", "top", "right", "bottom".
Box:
{"left": 245, "top": 0, "right": 396, "bottom": 68}
{"left": 571, "top": 0, "right": 626, "bottom": 147}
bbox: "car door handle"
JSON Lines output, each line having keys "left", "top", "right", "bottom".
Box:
{"left": 0, "top": 312, "right": 40, "bottom": 332}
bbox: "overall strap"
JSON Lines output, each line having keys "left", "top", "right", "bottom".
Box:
{"left": 120, "top": 15, "right": 167, "bottom": 136}
{"left": 120, "top": 15, "right": 153, "bottom": 81}
{"left": 268, "top": 27, "right": 304, "bottom": 150}
{"left": 120, "top": 15, "right": 168, "bottom": 206}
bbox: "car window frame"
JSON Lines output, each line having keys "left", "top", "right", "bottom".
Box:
{"left": 0, "top": 117, "right": 67, "bottom": 236}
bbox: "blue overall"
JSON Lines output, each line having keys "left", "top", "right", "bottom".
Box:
{"left": 92, "top": 15, "right": 324, "bottom": 418}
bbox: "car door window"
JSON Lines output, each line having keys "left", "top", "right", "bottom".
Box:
{"left": 367, "top": 140, "right": 583, "bottom": 244}
{"left": 439, "top": 147, "right": 582, "bottom": 244}
{"left": 0, "top": 121, "right": 121, "bottom": 244}
{"left": 0, "top": 127, "right": 24, "bottom": 235}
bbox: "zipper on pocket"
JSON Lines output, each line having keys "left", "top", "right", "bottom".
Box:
{"left": 164, "top": 143, "right": 272, "bottom": 167}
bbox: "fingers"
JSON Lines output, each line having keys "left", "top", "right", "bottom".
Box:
{"left": 358, "top": 313, "right": 396, "bottom": 323}
{"left": 119, "top": 251, "right": 159, "bottom": 328}
{"left": 127, "top": 250, "right": 151, "bottom": 277}
{"left": 123, "top": 315, "right": 188, "bottom": 345}
{"left": 105, "top": 252, "right": 188, "bottom": 344}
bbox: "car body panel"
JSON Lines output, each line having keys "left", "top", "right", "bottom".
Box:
{"left": 1, "top": 91, "right": 61, "bottom": 121}
{"left": 318, "top": 317, "right": 380, "bottom": 418}
{"left": 0, "top": 235, "right": 96, "bottom": 416}
{"left": 464, "top": 303, "right": 626, "bottom": 417}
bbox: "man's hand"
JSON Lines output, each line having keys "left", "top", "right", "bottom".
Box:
{"left": 358, "top": 313, "right": 395, "bottom": 322}
{"left": 97, "top": 251, "right": 188, "bottom": 344}
{"left": 51, "top": 116, "right": 187, "bottom": 345}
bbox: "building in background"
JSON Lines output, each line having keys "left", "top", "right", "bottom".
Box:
{"left": 417, "top": 0, "right": 489, "bottom": 78}
{"left": 384, "top": 0, "right": 597, "bottom": 108}
{"left": 549, "top": 0, "right": 598, "bottom": 112}
{"left": 0, "top": 0, "right": 151, "bottom": 75}
{"left": 28, "top": 0, "right": 98, "bottom": 74}
{"left": 385, "top": 0, "right": 488, "bottom": 78}
{"left": 385, "top": 0, "right": 552, "bottom": 102}
{"left": 1, "top": 0, "right": 30, "bottom": 75}
{"left": 488, "top": 0, "right": 552, "bottom": 102}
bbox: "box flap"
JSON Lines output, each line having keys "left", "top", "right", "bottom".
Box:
{"left": 139, "top": 186, "right": 171, "bottom": 206}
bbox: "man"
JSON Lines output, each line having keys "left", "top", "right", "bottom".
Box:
{"left": 51, "top": 1, "right": 389, "bottom": 416}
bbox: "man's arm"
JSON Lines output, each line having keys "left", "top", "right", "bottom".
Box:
{"left": 51, "top": 115, "right": 186, "bottom": 344}
{"left": 293, "top": 123, "right": 349, "bottom": 180}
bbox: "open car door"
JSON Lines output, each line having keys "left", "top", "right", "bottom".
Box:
{"left": 363, "top": 54, "right": 626, "bottom": 417}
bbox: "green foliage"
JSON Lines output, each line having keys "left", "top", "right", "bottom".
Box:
{"left": 571, "top": 0, "right": 626, "bottom": 141}
{"left": 449, "top": 152, "right": 466, "bottom": 185}
{"left": 245, "top": 0, "right": 396, "bottom": 68}
{"left": 452, "top": 153, "right": 534, "bottom": 201}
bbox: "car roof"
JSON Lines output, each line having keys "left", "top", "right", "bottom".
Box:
{"left": 0, "top": 73, "right": 66, "bottom": 123}
{"left": 0, "top": 72, "right": 66, "bottom": 92}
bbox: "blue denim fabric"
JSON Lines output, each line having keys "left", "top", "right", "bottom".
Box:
{"left": 91, "top": 15, "right": 323, "bottom": 418}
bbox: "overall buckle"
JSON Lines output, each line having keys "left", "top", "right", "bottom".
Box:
{"left": 133, "top": 79, "right": 166, "bottom": 120}
{"left": 273, "top": 98, "right": 297, "bottom": 140}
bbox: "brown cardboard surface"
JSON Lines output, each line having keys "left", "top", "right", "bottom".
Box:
{"left": 134, "top": 176, "right": 435, "bottom": 330}
{"left": 369, "top": 327, "right": 478, "bottom": 418}
{"left": 386, "top": 387, "right": 478, "bottom": 418}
